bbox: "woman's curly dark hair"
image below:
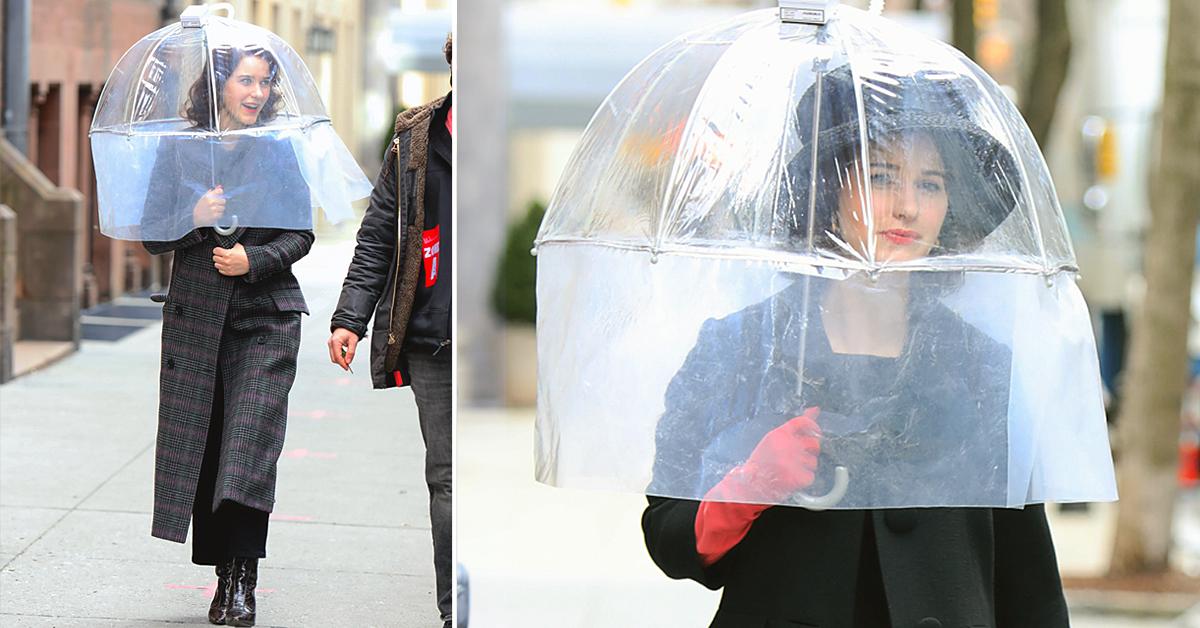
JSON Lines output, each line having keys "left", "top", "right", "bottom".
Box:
{"left": 184, "top": 44, "right": 284, "bottom": 130}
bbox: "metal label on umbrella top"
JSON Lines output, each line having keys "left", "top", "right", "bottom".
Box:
{"left": 779, "top": 0, "right": 840, "bottom": 25}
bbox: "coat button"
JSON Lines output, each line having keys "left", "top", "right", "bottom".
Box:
{"left": 884, "top": 511, "right": 918, "bottom": 534}
{"left": 257, "top": 336, "right": 267, "bottom": 345}
{"left": 165, "top": 358, "right": 175, "bottom": 369}
{"left": 916, "top": 618, "right": 941, "bottom": 628}
{"left": 174, "top": 304, "right": 183, "bottom": 315}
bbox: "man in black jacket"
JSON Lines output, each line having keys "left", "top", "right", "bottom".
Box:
{"left": 328, "top": 36, "right": 452, "bottom": 628}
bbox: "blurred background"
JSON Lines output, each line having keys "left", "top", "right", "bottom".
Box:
{"left": 457, "top": 0, "right": 1200, "bottom": 626}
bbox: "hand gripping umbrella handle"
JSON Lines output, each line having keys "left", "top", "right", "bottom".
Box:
{"left": 214, "top": 214, "right": 239, "bottom": 236}
{"left": 790, "top": 465, "right": 849, "bottom": 510}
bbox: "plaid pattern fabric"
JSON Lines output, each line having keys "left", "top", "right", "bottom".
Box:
{"left": 145, "top": 227, "right": 313, "bottom": 542}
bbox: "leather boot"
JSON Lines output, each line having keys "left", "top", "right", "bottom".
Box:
{"left": 225, "top": 557, "right": 258, "bottom": 627}
{"left": 208, "top": 561, "right": 233, "bottom": 625}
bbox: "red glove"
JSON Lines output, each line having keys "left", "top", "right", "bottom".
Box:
{"left": 695, "top": 408, "right": 822, "bottom": 566}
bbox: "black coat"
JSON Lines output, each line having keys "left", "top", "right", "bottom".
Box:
{"left": 642, "top": 279, "right": 1069, "bottom": 627}
{"left": 331, "top": 93, "right": 452, "bottom": 388}
{"left": 645, "top": 499, "right": 1068, "bottom": 628}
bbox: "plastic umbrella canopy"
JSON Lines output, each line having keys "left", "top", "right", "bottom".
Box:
{"left": 534, "top": 6, "right": 1116, "bottom": 509}
{"left": 89, "top": 7, "right": 372, "bottom": 241}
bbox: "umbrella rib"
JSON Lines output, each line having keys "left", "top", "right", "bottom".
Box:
{"left": 844, "top": 26, "right": 878, "bottom": 267}
{"left": 769, "top": 42, "right": 802, "bottom": 248}
{"left": 955, "top": 63, "right": 1051, "bottom": 274}
{"left": 116, "top": 26, "right": 176, "bottom": 131}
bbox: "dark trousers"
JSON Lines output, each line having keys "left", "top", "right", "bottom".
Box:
{"left": 1099, "top": 309, "right": 1127, "bottom": 416}
{"left": 408, "top": 351, "right": 452, "bottom": 622}
{"left": 191, "top": 366, "right": 269, "bottom": 566}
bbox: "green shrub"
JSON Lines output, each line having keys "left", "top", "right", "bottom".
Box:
{"left": 380, "top": 106, "right": 406, "bottom": 158}
{"left": 491, "top": 200, "right": 546, "bottom": 325}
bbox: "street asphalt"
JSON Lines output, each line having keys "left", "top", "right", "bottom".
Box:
{"left": 0, "top": 238, "right": 440, "bottom": 627}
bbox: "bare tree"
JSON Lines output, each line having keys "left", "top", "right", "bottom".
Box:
{"left": 1109, "top": 0, "right": 1200, "bottom": 576}
{"left": 1019, "top": 0, "right": 1071, "bottom": 149}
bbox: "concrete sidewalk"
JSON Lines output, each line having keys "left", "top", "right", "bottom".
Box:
{"left": 0, "top": 239, "right": 438, "bottom": 627}
{"left": 458, "top": 407, "right": 1199, "bottom": 628}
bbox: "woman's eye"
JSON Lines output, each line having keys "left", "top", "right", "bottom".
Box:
{"left": 239, "top": 78, "right": 252, "bottom": 86}
{"left": 918, "top": 180, "right": 944, "bottom": 193}
{"left": 869, "top": 173, "right": 895, "bottom": 186}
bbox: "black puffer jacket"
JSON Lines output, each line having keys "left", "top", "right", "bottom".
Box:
{"left": 332, "top": 93, "right": 451, "bottom": 389}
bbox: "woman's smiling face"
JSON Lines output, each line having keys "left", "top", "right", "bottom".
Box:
{"left": 834, "top": 132, "right": 950, "bottom": 263}
{"left": 220, "top": 55, "right": 273, "bottom": 130}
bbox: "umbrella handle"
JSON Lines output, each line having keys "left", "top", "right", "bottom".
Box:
{"left": 214, "top": 214, "right": 239, "bottom": 236}
{"left": 791, "top": 465, "right": 849, "bottom": 510}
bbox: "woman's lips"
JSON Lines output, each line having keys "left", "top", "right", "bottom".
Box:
{"left": 881, "top": 229, "right": 919, "bottom": 245}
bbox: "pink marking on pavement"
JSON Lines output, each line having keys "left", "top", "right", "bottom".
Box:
{"left": 289, "top": 408, "right": 351, "bottom": 420}
{"left": 280, "top": 448, "right": 338, "bottom": 460}
{"left": 335, "top": 377, "right": 352, "bottom": 386}
{"left": 166, "top": 582, "right": 217, "bottom": 596}
{"left": 269, "top": 513, "right": 314, "bottom": 522}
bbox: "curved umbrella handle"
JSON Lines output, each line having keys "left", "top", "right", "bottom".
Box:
{"left": 790, "top": 465, "right": 849, "bottom": 510}
{"left": 214, "top": 214, "right": 239, "bottom": 236}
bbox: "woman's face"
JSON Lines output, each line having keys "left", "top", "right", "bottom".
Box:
{"left": 220, "top": 55, "right": 272, "bottom": 130}
{"left": 834, "top": 132, "right": 949, "bottom": 262}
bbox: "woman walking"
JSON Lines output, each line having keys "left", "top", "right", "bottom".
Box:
{"left": 643, "top": 65, "right": 1073, "bottom": 627}
{"left": 143, "top": 43, "right": 312, "bottom": 627}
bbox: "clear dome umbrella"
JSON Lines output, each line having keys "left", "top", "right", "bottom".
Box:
{"left": 89, "top": 3, "right": 371, "bottom": 241}
{"left": 534, "top": 1, "right": 1117, "bottom": 510}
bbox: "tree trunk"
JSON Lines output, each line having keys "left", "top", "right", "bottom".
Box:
{"left": 1020, "top": 0, "right": 1071, "bottom": 149}
{"left": 951, "top": 0, "right": 976, "bottom": 61}
{"left": 1109, "top": 0, "right": 1200, "bottom": 576}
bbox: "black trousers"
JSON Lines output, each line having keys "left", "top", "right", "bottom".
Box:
{"left": 408, "top": 351, "right": 452, "bottom": 622}
{"left": 191, "top": 366, "right": 269, "bottom": 566}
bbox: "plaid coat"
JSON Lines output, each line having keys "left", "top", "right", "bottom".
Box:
{"left": 145, "top": 226, "right": 313, "bottom": 543}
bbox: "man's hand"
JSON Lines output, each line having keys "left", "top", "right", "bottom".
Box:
{"left": 212, "top": 243, "right": 249, "bottom": 276}
{"left": 193, "top": 185, "right": 226, "bottom": 226}
{"left": 328, "top": 327, "right": 359, "bottom": 372}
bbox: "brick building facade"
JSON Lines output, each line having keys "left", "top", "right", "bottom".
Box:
{"left": 24, "top": 0, "right": 171, "bottom": 305}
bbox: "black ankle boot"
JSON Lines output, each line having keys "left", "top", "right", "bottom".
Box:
{"left": 208, "top": 561, "right": 234, "bottom": 625}
{"left": 225, "top": 557, "right": 258, "bottom": 627}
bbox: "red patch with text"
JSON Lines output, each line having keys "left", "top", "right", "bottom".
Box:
{"left": 422, "top": 225, "right": 440, "bottom": 288}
